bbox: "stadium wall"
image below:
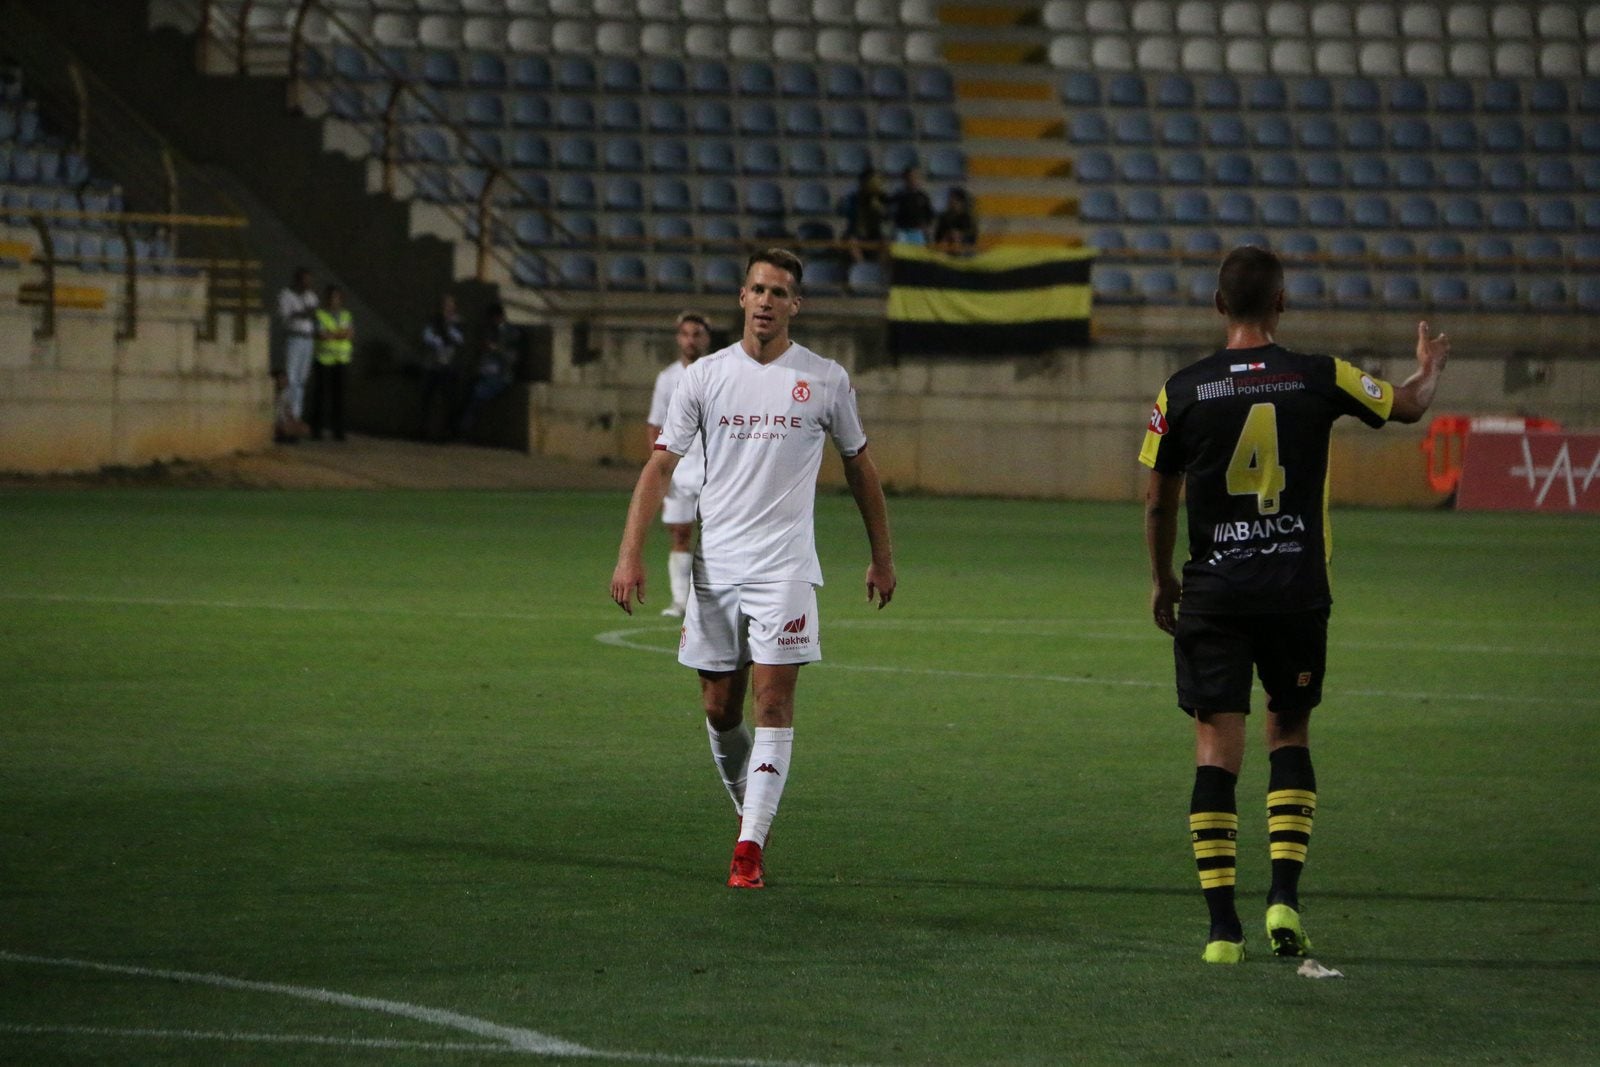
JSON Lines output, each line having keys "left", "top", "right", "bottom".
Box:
{"left": 528, "top": 305, "right": 1600, "bottom": 507}
{"left": 0, "top": 297, "right": 270, "bottom": 474}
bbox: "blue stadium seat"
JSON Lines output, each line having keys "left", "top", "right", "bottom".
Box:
{"left": 1535, "top": 159, "right": 1576, "bottom": 192}
{"left": 829, "top": 105, "right": 869, "bottom": 139}
{"left": 1216, "top": 192, "right": 1254, "bottom": 226}
{"left": 1388, "top": 79, "right": 1428, "bottom": 112}
{"left": 695, "top": 102, "right": 734, "bottom": 135}
{"left": 1351, "top": 196, "right": 1391, "bottom": 229}
{"left": 1246, "top": 76, "right": 1286, "bottom": 111}
{"left": 655, "top": 257, "right": 696, "bottom": 293}
{"left": 1580, "top": 279, "right": 1600, "bottom": 312}
{"left": 510, "top": 96, "right": 550, "bottom": 128}
{"left": 511, "top": 174, "right": 549, "bottom": 207}
{"left": 1304, "top": 157, "right": 1343, "bottom": 188}
{"left": 695, "top": 141, "right": 735, "bottom": 175}
{"left": 825, "top": 64, "right": 867, "bottom": 98}
{"left": 788, "top": 141, "right": 827, "bottom": 177}
{"left": 555, "top": 98, "right": 594, "bottom": 130}
{"left": 647, "top": 59, "right": 688, "bottom": 94}
{"left": 1199, "top": 75, "right": 1240, "bottom": 109}
{"left": 652, "top": 215, "right": 694, "bottom": 249}
{"left": 1532, "top": 120, "right": 1571, "bottom": 153}
{"left": 831, "top": 142, "right": 871, "bottom": 176}
{"left": 1524, "top": 235, "right": 1563, "bottom": 261}
{"left": 328, "top": 87, "right": 368, "bottom": 121}
{"left": 1437, "top": 118, "right": 1478, "bottom": 152}
{"left": 1426, "top": 235, "right": 1465, "bottom": 259}
{"left": 913, "top": 66, "right": 955, "bottom": 103}
{"left": 883, "top": 144, "right": 919, "bottom": 175}
{"left": 1527, "top": 279, "right": 1567, "bottom": 310}
{"left": 1580, "top": 236, "right": 1600, "bottom": 261}
{"left": 1140, "top": 269, "right": 1180, "bottom": 304}
{"left": 420, "top": 51, "right": 459, "bottom": 87}
{"left": 922, "top": 107, "right": 961, "bottom": 141}
{"left": 1077, "top": 150, "right": 1114, "bottom": 183}
{"left": 1581, "top": 80, "right": 1600, "bottom": 114}
{"left": 869, "top": 65, "right": 909, "bottom": 100}
{"left": 1477, "top": 276, "right": 1518, "bottom": 308}
{"left": 557, "top": 253, "right": 597, "bottom": 289}
{"left": 795, "top": 219, "right": 834, "bottom": 242}
{"left": 555, "top": 175, "right": 595, "bottom": 209}
{"left": 1285, "top": 273, "right": 1325, "bottom": 304}
{"left": 1440, "top": 158, "right": 1481, "bottom": 189}
{"left": 555, "top": 57, "right": 595, "bottom": 93}
{"left": 1154, "top": 74, "right": 1194, "bottom": 108}
{"left": 606, "top": 256, "right": 648, "bottom": 291}
{"left": 1070, "top": 113, "right": 1110, "bottom": 144}
{"left": 1443, "top": 197, "right": 1484, "bottom": 228}
{"left": 1340, "top": 78, "right": 1380, "bottom": 112}
{"left": 649, "top": 139, "right": 688, "bottom": 173}
{"left": 1166, "top": 151, "right": 1206, "bottom": 185}
{"left": 784, "top": 103, "right": 825, "bottom": 138}
{"left": 465, "top": 131, "right": 503, "bottom": 164}
{"left": 601, "top": 139, "right": 640, "bottom": 171}
{"left": 406, "top": 127, "right": 451, "bottom": 163}
{"left": 1307, "top": 194, "right": 1346, "bottom": 227}
{"left": 1475, "top": 235, "right": 1514, "bottom": 260}
{"left": 740, "top": 102, "right": 780, "bottom": 136}
{"left": 1390, "top": 118, "right": 1431, "bottom": 151}
{"left": 1253, "top": 115, "right": 1293, "bottom": 149}
{"left": 1095, "top": 267, "right": 1135, "bottom": 301}
{"left": 692, "top": 62, "right": 732, "bottom": 95}
{"left": 705, "top": 258, "right": 743, "bottom": 290}
{"left": 1108, "top": 73, "right": 1146, "bottom": 107}
{"left": 1089, "top": 227, "right": 1126, "bottom": 252}
{"left": 1489, "top": 198, "right": 1529, "bottom": 230}
{"left": 601, "top": 99, "right": 641, "bottom": 132}
{"left": 1382, "top": 276, "right": 1422, "bottom": 305}
{"left": 1080, "top": 189, "right": 1118, "bottom": 223}
{"left": 603, "top": 176, "right": 643, "bottom": 212}
{"left": 703, "top": 217, "right": 741, "bottom": 244}
{"left": 647, "top": 100, "right": 687, "bottom": 134}
{"left": 652, "top": 178, "right": 691, "bottom": 213}
{"left": 606, "top": 215, "right": 645, "bottom": 244}
{"left": 1585, "top": 122, "right": 1600, "bottom": 154}
{"left": 1487, "top": 159, "right": 1527, "bottom": 191}
{"left": 1206, "top": 116, "right": 1246, "bottom": 147}
{"left": 1120, "top": 151, "right": 1160, "bottom": 183}
{"left": 700, "top": 179, "right": 738, "bottom": 214}
{"left": 738, "top": 61, "right": 777, "bottom": 96}
{"left": 1131, "top": 229, "right": 1172, "bottom": 253}
{"left": 555, "top": 213, "right": 596, "bottom": 246}
{"left": 555, "top": 137, "right": 595, "bottom": 170}
{"left": 741, "top": 141, "right": 781, "bottom": 176}
{"left": 1349, "top": 157, "right": 1388, "bottom": 188}
{"left": 463, "top": 93, "right": 503, "bottom": 128}
{"left": 1398, "top": 196, "right": 1438, "bottom": 230}
{"left": 601, "top": 57, "right": 641, "bottom": 93}
{"left": 1537, "top": 200, "right": 1576, "bottom": 232}
{"left": 1186, "top": 272, "right": 1215, "bottom": 303}
{"left": 1481, "top": 79, "right": 1520, "bottom": 113}
{"left": 1160, "top": 114, "right": 1200, "bottom": 146}
{"left": 1172, "top": 191, "right": 1210, "bottom": 224}
{"left": 1394, "top": 157, "right": 1435, "bottom": 189}
{"left": 1297, "top": 117, "right": 1338, "bottom": 150}
{"left": 1377, "top": 234, "right": 1416, "bottom": 259}
{"left": 1259, "top": 155, "right": 1299, "bottom": 187}
{"left": 1334, "top": 274, "right": 1373, "bottom": 306}
{"left": 779, "top": 62, "right": 820, "bottom": 97}
{"left": 1483, "top": 119, "right": 1523, "bottom": 153}
{"left": 1061, "top": 71, "right": 1101, "bottom": 106}
{"left": 1345, "top": 117, "right": 1384, "bottom": 151}
{"left": 876, "top": 104, "right": 917, "bottom": 140}
{"left": 792, "top": 181, "right": 831, "bottom": 216}
{"left": 511, "top": 56, "right": 550, "bottom": 91}
{"left": 331, "top": 44, "right": 367, "bottom": 81}
{"left": 1184, "top": 230, "right": 1223, "bottom": 255}
{"left": 1261, "top": 194, "right": 1300, "bottom": 227}
{"left": 1126, "top": 189, "right": 1162, "bottom": 222}
{"left": 1294, "top": 78, "right": 1333, "bottom": 111}
{"left": 1430, "top": 277, "right": 1470, "bottom": 305}
{"left": 1434, "top": 80, "right": 1473, "bottom": 112}
{"left": 802, "top": 259, "right": 842, "bottom": 295}
{"left": 1115, "top": 114, "right": 1155, "bottom": 145}
{"left": 848, "top": 261, "right": 888, "bottom": 295}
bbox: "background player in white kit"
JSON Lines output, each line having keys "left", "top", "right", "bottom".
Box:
{"left": 611, "top": 249, "right": 896, "bottom": 890}
{"left": 645, "top": 312, "right": 712, "bottom": 617}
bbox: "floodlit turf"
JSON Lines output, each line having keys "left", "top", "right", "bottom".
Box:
{"left": 2, "top": 488, "right": 1597, "bottom": 1065}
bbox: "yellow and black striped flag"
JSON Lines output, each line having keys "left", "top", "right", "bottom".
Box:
{"left": 886, "top": 244, "right": 1095, "bottom": 356}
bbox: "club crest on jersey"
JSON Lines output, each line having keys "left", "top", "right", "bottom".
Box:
{"left": 1360, "top": 374, "right": 1384, "bottom": 400}
{"left": 792, "top": 380, "right": 811, "bottom": 403}
{"left": 1148, "top": 405, "right": 1168, "bottom": 435}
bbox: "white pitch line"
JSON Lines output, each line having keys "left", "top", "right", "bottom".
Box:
{"left": 594, "top": 627, "right": 1595, "bottom": 708}
{"left": 0, "top": 951, "right": 862, "bottom": 1067}
{"left": 0, "top": 1023, "right": 510, "bottom": 1054}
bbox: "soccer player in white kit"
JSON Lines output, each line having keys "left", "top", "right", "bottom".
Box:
{"left": 645, "top": 312, "right": 712, "bottom": 618}
{"left": 611, "top": 249, "right": 896, "bottom": 889}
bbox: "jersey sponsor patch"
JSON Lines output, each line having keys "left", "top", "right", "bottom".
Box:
{"left": 1197, "top": 379, "right": 1236, "bottom": 401}
{"left": 1360, "top": 374, "right": 1383, "bottom": 400}
{"left": 1148, "top": 404, "right": 1168, "bottom": 435}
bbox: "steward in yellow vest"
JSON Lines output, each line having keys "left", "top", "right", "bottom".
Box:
{"left": 309, "top": 285, "right": 353, "bottom": 439}
{"left": 314, "top": 289, "right": 353, "bottom": 365}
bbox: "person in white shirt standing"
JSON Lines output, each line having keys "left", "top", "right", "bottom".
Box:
{"left": 645, "top": 311, "right": 713, "bottom": 618}
{"left": 611, "top": 249, "right": 896, "bottom": 890}
{"left": 275, "top": 267, "right": 318, "bottom": 438}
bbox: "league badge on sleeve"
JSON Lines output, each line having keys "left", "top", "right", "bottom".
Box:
{"left": 1148, "top": 404, "right": 1168, "bottom": 435}
{"left": 1360, "top": 374, "right": 1384, "bottom": 400}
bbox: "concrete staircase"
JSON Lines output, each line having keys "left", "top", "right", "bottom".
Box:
{"left": 937, "top": 4, "right": 1082, "bottom": 247}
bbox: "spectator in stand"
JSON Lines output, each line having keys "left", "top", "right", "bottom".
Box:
{"left": 274, "top": 267, "right": 317, "bottom": 442}
{"left": 309, "top": 284, "right": 353, "bottom": 441}
{"left": 840, "top": 166, "right": 886, "bottom": 264}
{"left": 419, "top": 293, "right": 464, "bottom": 441}
{"left": 934, "top": 187, "right": 979, "bottom": 254}
{"left": 889, "top": 166, "right": 935, "bottom": 246}
{"left": 455, "top": 302, "right": 520, "bottom": 438}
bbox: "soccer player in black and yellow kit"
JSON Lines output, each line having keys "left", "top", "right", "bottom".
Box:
{"left": 1139, "top": 247, "right": 1449, "bottom": 964}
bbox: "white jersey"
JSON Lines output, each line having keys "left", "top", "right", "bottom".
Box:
{"left": 658, "top": 341, "right": 867, "bottom": 586}
{"left": 277, "top": 287, "right": 317, "bottom": 336}
{"left": 648, "top": 359, "right": 706, "bottom": 501}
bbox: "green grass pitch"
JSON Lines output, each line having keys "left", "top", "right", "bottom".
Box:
{"left": 2, "top": 487, "right": 1597, "bottom": 1065}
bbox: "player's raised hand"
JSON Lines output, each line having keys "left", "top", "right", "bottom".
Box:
{"left": 866, "top": 560, "right": 896, "bottom": 609}
{"left": 610, "top": 559, "right": 646, "bottom": 615}
{"left": 1416, "top": 320, "right": 1450, "bottom": 371}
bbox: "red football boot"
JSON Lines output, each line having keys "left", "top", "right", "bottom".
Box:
{"left": 726, "top": 839, "right": 764, "bottom": 889}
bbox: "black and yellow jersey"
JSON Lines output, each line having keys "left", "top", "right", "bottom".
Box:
{"left": 1139, "top": 343, "right": 1394, "bottom": 614}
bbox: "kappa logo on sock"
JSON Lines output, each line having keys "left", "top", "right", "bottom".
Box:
{"left": 781, "top": 613, "right": 807, "bottom": 634}
{"left": 754, "top": 763, "right": 780, "bottom": 775}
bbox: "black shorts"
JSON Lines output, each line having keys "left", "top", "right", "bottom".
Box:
{"left": 1173, "top": 608, "right": 1329, "bottom": 716}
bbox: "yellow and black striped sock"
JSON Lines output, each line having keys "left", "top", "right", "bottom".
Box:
{"left": 1190, "top": 765, "right": 1241, "bottom": 941}
{"left": 1267, "top": 746, "right": 1317, "bottom": 908}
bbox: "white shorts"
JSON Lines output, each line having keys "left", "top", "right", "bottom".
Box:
{"left": 661, "top": 462, "right": 703, "bottom": 526}
{"left": 678, "top": 581, "right": 821, "bottom": 672}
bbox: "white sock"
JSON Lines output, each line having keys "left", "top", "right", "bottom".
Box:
{"left": 668, "top": 550, "right": 692, "bottom": 607}
{"left": 706, "top": 719, "right": 752, "bottom": 815}
{"left": 738, "top": 727, "right": 793, "bottom": 846}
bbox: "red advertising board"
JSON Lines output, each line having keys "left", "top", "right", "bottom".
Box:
{"left": 1455, "top": 431, "right": 1600, "bottom": 513}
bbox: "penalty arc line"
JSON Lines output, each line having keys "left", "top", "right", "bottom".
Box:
{"left": 0, "top": 951, "right": 862, "bottom": 1067}
{"left": 594, "top": 627, "right": 1595, "bottom": 708}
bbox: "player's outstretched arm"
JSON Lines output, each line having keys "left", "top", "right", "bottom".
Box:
{"left": 1144, "top": 469, "right": 1184, "bottom": 634}
{"left": 842, "top": 449, "right": 896, "bottom": 609}
{"left": 610, "top": 449, "right": 681, "bottom": 614}
{"left": 1390, "top": 321, "right": 1451, "bottom": 424}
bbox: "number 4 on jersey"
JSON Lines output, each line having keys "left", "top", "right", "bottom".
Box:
{"left": 1227, "top": 403, "right": 1288, "bottom": 515}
